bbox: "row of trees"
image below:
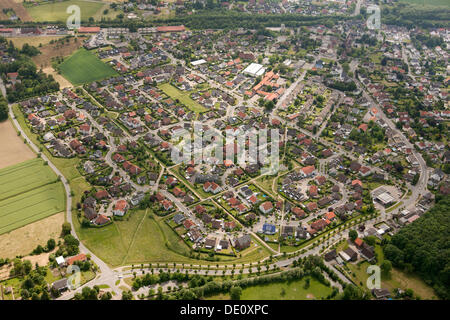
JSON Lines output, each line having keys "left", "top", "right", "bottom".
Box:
{"left": 0, "top": 96, "right": 7, "bottom": 122}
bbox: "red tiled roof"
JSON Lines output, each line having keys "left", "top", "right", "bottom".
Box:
{"left": 156, "top": 25, "right": 185, "bottom": 32}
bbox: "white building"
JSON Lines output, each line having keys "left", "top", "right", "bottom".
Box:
{"left": 56, "top": 256, "right": 65, "bottom": 267}
{"left": 243, "top": 63, "right": 266, "bottom": 77}
{"left": 191, "top": 59, "right": 206, "bottom": 66}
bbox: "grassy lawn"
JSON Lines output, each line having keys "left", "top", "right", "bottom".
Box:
{"left": 158, "top": 83, "right": 207, "bottom": 114}
{"left": 386, "top": 201, "right": 403, "bottom": 213}
{"left": 0, "top": 159, "right": 65, "bottom": 235}
{"left": 255, "top": 175, "right": 277, "bottom": 198}
{"left": 206, "top": 277, "right": 333, "bottom": 300}
{"left": 59, "top": 48, "right": 118, "bottom": 85}
{"left": 344, "top": 243, "right": 438, "bottom": 299}
{"left": 74, "top": 207, "right": 270, "bottom": 267}
{"left": 26, "top": 0, "right": 104, "bottom": 22}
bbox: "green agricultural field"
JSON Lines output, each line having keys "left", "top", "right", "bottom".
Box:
{"left": 0, "top": 159, "right": 65, "bottom": 235}
{"left": 158, "top": 83, "right": 207, "bottom": 114}
{"left": 59, "top": 48, "right": 118, "bottom": 86}
{"left": 26, "top": 0, "right": 104, "bottom": 22}
{"left": 0, "top": 159, "right": 58, "bottom": 201}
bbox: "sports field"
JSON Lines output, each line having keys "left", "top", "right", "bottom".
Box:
{"left": 0, "top": 159, "right": 66, "bottom": 235}
{"left": 158, "top": 83, "right": 207, "bottom": 114}
{"left": 59, "top": 48, "right": 118, "bottom": 85}
{"left": 26, "top": 0, "right": 104, "bottom": 22}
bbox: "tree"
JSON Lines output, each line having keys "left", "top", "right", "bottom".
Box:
{"left": 23, "top": 260, "right": 32, "bottom": 275}
{"left": 340, "top": 284, "right": 368, "bottom": 300}
{"left": 62, "top": 222, "right": 71, "bottom": 236}
{"left": 349, "top": 230, "right": 358, "bottom": 242}
{"left": 101, "top": 292, "right": 112, "bottom": 300}
{"left": 47, "top": 239, "right": 56, "bottom": 251}
{"left": 0, "top": 97, "right": 8, "bottom": 122}
{"left": 381, "top": 260, "right": 392, "bottom": 277}
{"left": 122, "top": 290, "right": 133, "bottom": 300}
{"left": 230, "top": 286, "right": 242, "bottom": 300}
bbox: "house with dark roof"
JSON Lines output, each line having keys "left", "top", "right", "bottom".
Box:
{"left": 234, "top": 234, "right": 251, "bottom": 250}
{"left": 372, "top": 288, "right": 391, "bottom": 300}
{"left": 52, "top": 278, "right": 68, "bottom": 292}
{"left": 324, "top": 249, "right": 337, "bottom": 262}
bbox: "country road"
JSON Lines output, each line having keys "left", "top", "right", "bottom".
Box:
{"left": 7, "top": 102, "right": 121, "bottom": 299}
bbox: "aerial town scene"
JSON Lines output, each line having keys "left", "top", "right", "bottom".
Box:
{"left": 0, "top": 0, "right": 448, "bottom": 305}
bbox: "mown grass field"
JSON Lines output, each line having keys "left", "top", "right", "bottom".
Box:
{"left": 0, "top": 159, "right": 65, "bottom": 235}
{"left": 74, "top": 208, "right": 270, "bottom": 267}
{"left": 26, "top": 0, "right": 104, "bottom": 22}
{"left": 59, "top": 48, "right": 118, "bottom": 85}
{"left": 206, "top": 277, "right": 333, "bottom": 300}
{"left": 158, "top": 83, "right": 207, "bottom": 114}
{"left": 241, "top": 277, "right": 333, "bottom": 300}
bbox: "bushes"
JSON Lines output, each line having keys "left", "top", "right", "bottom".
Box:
{"left": 62, "top": 222, "right": 71, "bottom": 236}
{"left": 0, "top": 97, "right": 8, "bottom": 122}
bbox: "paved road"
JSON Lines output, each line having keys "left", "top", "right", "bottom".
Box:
{"left": 7, "top": 103, "right": 121, "bottom": 300}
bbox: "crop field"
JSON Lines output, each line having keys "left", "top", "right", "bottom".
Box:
{"left": 0, "top": 159, "right": 57, "bottom": 200}
{"left": 25, "top": 0, "right": 104, "bottom": 22}
{"left": 59, "top": 48, "right": 118, "bottom": 85}
{"left": 0, "top": 212, "right": 64, "bottom": 259}
{"left": 0, "top": 159, "right": 65, "bottom": 235}
{"left": 158, "top": 83, "right": 207, "bottom": 114}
